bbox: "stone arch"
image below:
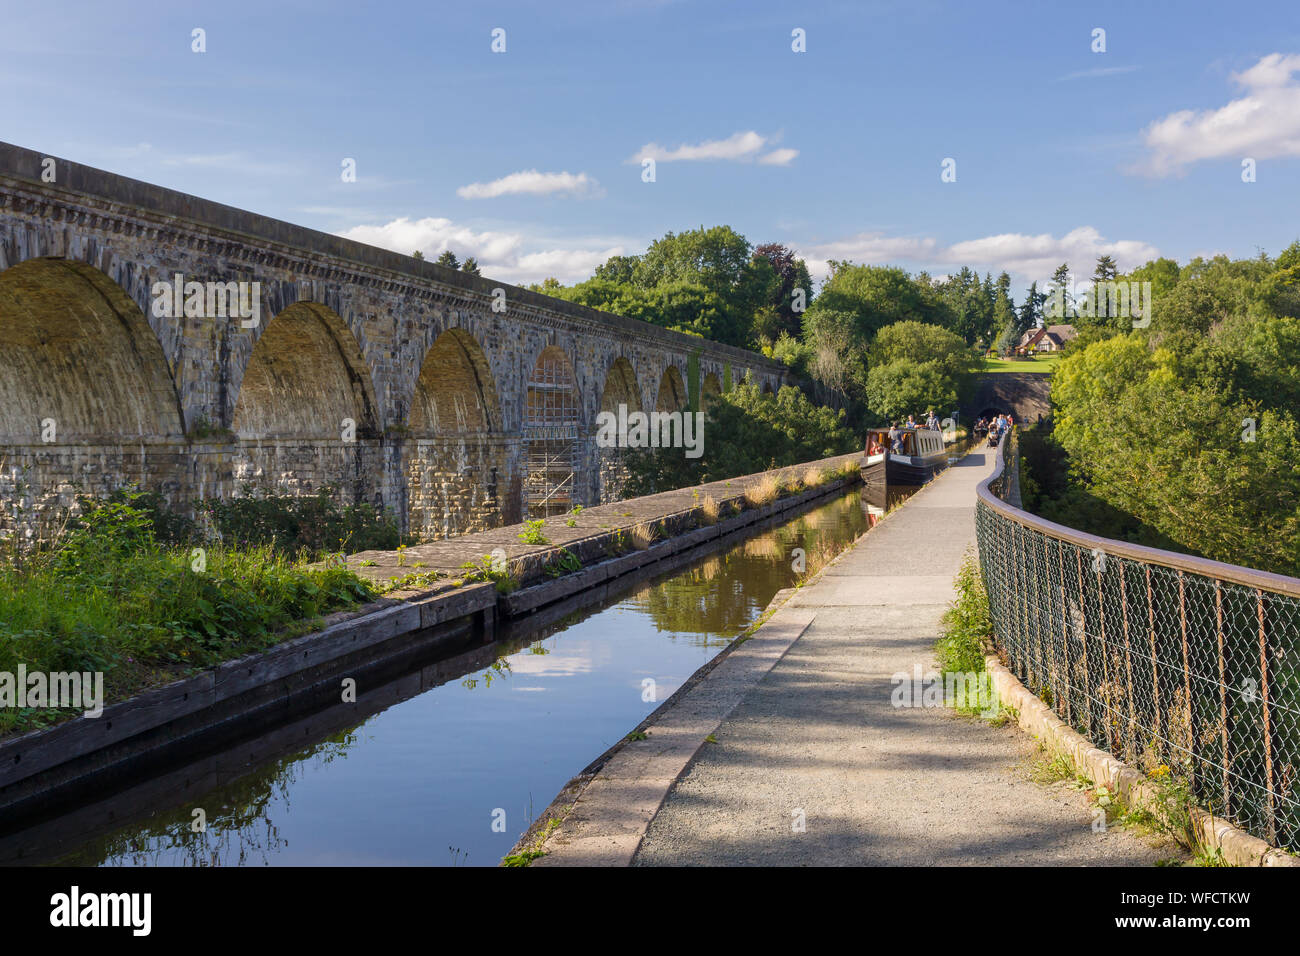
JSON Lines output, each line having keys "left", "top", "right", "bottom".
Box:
{"left": 230, "top": 302, "right": 379, "bottom": 503}
{"left": 701, "top": 372, "right": 722, "bottom": 409}
{"left": 598, "top": 356, "right": 642, "bottom": 419}
{"left": 233, "top": 302, "right": 378, "bottom": 440}
{"left": 655, "top": 364, "right": 687, "bottom": 412}
{"left": 595, "top": 356, "right": 642, "bottom": 503}
{"left": 762, "top": 380, "right": 775, "bottom": 396}
{"left": 0, "top": 257, "right": 185, "bottom": 442}
{"left": 404, "top": 327, "right": 508, "bottom": 541}
{"left": 524, "top": 345, "right": 581, "bottom": 517}
{"left": 411, "top": 328, "right": 502, "bottom": 434}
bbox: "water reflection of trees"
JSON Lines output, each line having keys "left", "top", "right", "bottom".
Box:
{"left": 634, "top": 491, "right": 866, "bottom": 639}
{"left": 48, "top": 489, "right": 868, "bottom": 865}
{"left": 61, "top": 731, "right": 357, "bottom": 867}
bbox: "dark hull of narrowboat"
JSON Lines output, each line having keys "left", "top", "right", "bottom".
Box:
{"left": 886, "top": 455, "right": 945, "bottom": 485}
{"left": 860, "top": 452, "right": 949, "bottom": 508}
{"left": 859, "top": 456, "right": 887, "bottom": 488}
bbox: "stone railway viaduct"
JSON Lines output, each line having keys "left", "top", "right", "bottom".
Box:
{"left": 0, "top": 142, "right": 788, "bottom": 540}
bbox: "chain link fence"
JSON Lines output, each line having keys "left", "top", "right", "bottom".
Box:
{"left": 977, "top": 429, "right": 1300, "bottom": 850}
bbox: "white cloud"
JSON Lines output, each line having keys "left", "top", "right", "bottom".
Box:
{"left": 796, "top": 232, "right": 940, "bottom": 282}
{"left": 336, "top": 216, "right": 628, "bottom": 285}
{"left": 945, "top": 227, "right": 1159, "bottom": 280}
{"left": 456, "top": 169, "right": 602, "bottom": 200}
{"left": 796, "top": 226, "right": 1158, "bottom": 287}
{"left": 1133, "top": 53, "right": 1300, "bottom": 176}
{"left": 339, "top": 216, "right": 1158, "bottom": 298}
{"left": 628, "top": 130, "right": 794, "bottom": 164}
{"left": 1057, "top": 65, "right": 1139, "bottom": 82}
{"left": 758, "top": 148, "right": 799, "bottom": 166}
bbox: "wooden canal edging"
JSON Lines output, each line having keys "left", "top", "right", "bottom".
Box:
{"left": 0, "top": 453, "right": 861, "bottom": 822}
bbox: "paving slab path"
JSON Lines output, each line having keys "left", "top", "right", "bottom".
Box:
{"left": 633, "top": 449, "right": 1183, "bottom": 866}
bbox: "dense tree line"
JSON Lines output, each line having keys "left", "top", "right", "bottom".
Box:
{"left": 528, "top": 225, "right": 1018, "bottom": 433}
{"left": 621, "top": 382, "right": 858, "bottom": 494}
{"left": 1022, "top": 244, "right": 1300, "bottom": 576}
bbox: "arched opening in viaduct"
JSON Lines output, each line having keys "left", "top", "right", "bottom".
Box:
{"left": 524, "top": 345, "right": 580, "bottom": 518}
{"left": 701, "top": 372, "right": 722, "bottom": 409}
{"left": 762, "top": 381, "right": 775, "bottom": 396}
{"left": 655, "top": 365, "right": 687, "bottom": 412}
{"left": 0, "top": 257, "right": 187, "bottom": 531}
{"left": 231, "top": 302, "right": 379, "bottom": 504}
{"left": 595, "top": 356, "right": 641, "bottom": 503}
{"left": 406, "top": 327, "right": 506, "bottom": 540}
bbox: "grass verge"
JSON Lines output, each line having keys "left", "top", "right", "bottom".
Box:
{"left": 1, "top": 493, "right": 381, "bottom": 737}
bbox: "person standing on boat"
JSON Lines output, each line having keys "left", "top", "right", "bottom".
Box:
{"left": 888, "top": 422, "right": 902, "bottom": 453}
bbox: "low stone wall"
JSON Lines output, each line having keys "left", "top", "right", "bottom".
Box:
{"left": 349, "top": 451, "right": 862, "bottom": 594}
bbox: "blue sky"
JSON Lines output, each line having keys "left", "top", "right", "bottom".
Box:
{"left": 4, "top": 0, "right": 1299, "bottom": 297}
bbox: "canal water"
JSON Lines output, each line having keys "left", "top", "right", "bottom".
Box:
{"left": 24, "top": 486, "right": 896, "bottom": 867}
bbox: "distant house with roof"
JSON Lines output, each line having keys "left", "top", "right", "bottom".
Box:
{"left": 1016, "top": 324, "right": 1077, "bottom": 355}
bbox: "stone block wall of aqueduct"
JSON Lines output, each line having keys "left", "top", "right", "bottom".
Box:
{"left": 0, "top": 142, "right": 788, "bottom": 541}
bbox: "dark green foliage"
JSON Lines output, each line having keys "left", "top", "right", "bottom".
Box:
{"left": 198, "top": 488, "right": 406, "bottom": 558}
{"left": 0, "top": 496, "right": 378, "bottom": 735}
{"left": 546, "top": 226, "right": 815, "bottom": 350}
{"left": 936, "top": 554, "right": 992, "bottom": 676}
{"left": 622, "top": 382, "right": 857, "bottom": 495}
{"left": 1044, "top": 246, "right": 1300, "bottom": 576}
{"left": 1019, "top": 424, "right": 1187, "bottom": 552}
{"left": 864, "top": 321, "right": 979, "bottom": 421}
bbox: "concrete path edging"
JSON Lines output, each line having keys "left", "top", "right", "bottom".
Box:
{"left": 985, "top": 655, "right": 1298, "bottom": 867}
{"left": 524, "top": 601, "right": 817, "bottom": 866}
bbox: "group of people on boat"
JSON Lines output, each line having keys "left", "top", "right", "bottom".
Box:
{"left": 865, "top": 410, "right": 942, "bottom": 456}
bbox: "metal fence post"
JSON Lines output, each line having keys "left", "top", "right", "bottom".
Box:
{"left": 1178, "top": 571, "right": 1197, "bottom": 796}
{"left": 1075, "top": 549, "right": 1094, "bottom": 739}
{"left": 1118, "top": 562, "right": 1137, "bottom": 762}
{"left": 1145, "top": 565, "right": 1162, "bottom": 765}
{"left": 1257, "top": 588, "right": 1276, "bottom": 844}
{"left": 1057, "top": 540, "right": 1073, "bottom": 727}
{"left": 1215, "top": 581, "right": 1232, "bottom": 817}
{"left": 1096, "top": 563, "right": 1115, "bottom": 755}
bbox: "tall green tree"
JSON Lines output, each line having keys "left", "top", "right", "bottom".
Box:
{"left": 864, "top": 321, "right": 979, "bottom": 421}
{"left": 810, "top": 263, "right": 947, "bottom": 342}
{"left": 1019, "top": 280, "right": 1045, "bottom": 335}
{"left": 1046, "top": 262, "right": 1073, "bottom": 323}
{"left": 992, "top": 289, "right": 1019, "bottom": 350}
{"left": 751, "top": 242, "right": 814, "bottom": 344}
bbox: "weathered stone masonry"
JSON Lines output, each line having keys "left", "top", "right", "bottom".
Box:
{"left": 0, "top": 142, "right": 788, "bottom": 540}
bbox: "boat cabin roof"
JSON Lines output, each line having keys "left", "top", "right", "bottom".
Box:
{"left": 866, "top": 426, "right": 945, "bottom": 457}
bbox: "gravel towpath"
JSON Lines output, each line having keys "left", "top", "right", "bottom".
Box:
{"left": 634, "top": 449, "right": 1182, "bottom": 866}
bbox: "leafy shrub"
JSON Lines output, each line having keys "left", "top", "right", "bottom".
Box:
{"left": 0, "top": 497, "right": 378, "bottom": 737}
{"left": 199, "top": 487, "right": 406, "bottom": 559}
{"left": 936, "top": 553, "right": 993, "bottom": 676}
{"left": 517, "top": 519, "right": 548, "bottom": 546}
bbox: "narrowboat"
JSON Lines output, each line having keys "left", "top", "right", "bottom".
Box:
{"left": 860, "top": 426, "right": 950, "bottom": 494}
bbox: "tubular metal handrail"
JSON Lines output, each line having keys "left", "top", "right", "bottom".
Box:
{"left": 978, "top": 431, "right": 1300, "bottom": 600}
{"left": 977, "top": 428, "right": 1300, "bottom": 850}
